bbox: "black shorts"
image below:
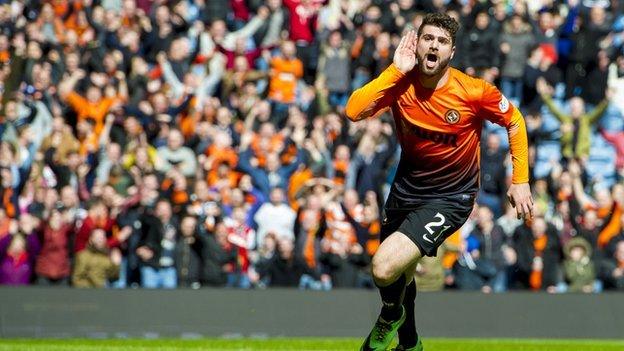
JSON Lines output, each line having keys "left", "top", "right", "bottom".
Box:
{"left": 380, "top": 193, "right": 475, "bottom": 257}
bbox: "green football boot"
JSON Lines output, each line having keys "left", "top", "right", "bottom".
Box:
{"left": 360, "top": 307, "right": 406, "bottom": 351}
{"left": 390, "top": 339, "right": 424, "bottom": 351}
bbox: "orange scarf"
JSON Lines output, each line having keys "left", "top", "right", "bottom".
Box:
{"left": 597, "top": 204, "right": 622, "bottom": 249}
{"left": 302, "top": 211, "right": 322, "bottom": 269}
{"left": 0, "top": 50, "right": 10, "bottom": 63}
{"left": 529, "top": 235, "right": 548, "bottom": 290}
{"left": 366, "top": 220, "right": 381, "bottom": 256}
{"left": 303, "top": 228, "right": 317, "bottom": 269}
{"left": 3, "top": 188, "right": 16, "bottom": 218}
{"left": 333, "top": 159, "right": 349, "bottom": 185}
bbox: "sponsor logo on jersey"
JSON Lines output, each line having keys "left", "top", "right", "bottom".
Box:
{"left": 444, "top": 109, "right": 460, "bottom": 124}
{"left": 400, "top": 119, "right": 458, "bottom": 147}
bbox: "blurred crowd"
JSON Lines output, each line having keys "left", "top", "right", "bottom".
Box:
{"left": 0, "top": 0, "right": 623, "bottom": 293}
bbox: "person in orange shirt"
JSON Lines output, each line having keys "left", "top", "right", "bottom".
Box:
{"left": 204, "top": 130, "right": 239, "bottom": 170}
{"left": 59, "top": 69, "right": 127, "bottom": 136}
{"left": 268, "top": 40, "right": 303, "bottom": 119}
{"left": 346, "top": 14, "right": 533, "bottom": 351}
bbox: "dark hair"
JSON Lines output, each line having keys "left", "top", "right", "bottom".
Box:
{"left": 417, "top": 13, "right": 460, "bottom": 45}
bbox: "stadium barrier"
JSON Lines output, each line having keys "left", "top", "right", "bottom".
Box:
{"left": 1, "top": 287, "right": 622, "bottom": 339}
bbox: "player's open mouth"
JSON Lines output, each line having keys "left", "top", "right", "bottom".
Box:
{"left": 425, "top": 54, "right": 438, "bottom": 69}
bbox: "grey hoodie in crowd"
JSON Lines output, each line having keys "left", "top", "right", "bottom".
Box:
{"left": 500, "top": 22, "right": 536, "bottom": 79}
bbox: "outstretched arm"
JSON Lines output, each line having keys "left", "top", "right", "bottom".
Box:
{"left": 58, "top": 69, "right": 86, "bottom": 101}
{"left": 587, "top": 88, "right": 612, "bottom": 125}
{"left": 157, "top": 52, "right": 184, "bottom": 99}
{"left": 536, "top": 78, "right": 569, "bottom": 123}
{"left": 194, "top": 53, "right": 226, "bottom": 109}
{"left": 568, "top": 160, "right": 596, "bottom": 211}
{"left": 345, "top": 30, "right": 416, "bottom": 121}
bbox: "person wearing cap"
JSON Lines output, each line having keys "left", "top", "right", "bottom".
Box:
{"left": 563, "top": 237, "right": 596, "bottom": 293}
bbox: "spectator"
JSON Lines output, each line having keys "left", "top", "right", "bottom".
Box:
{"left": 254, "top": 188, "right": 297, "bottom": 245}
{"left": 238, "top": 128, "right": 305, "bottom": 197}
{"left": 463, "top": 11, "right": 500, "bottom": 79}
{"left": 223, "top": 206, "right": 256, "bottom": 288}
{"left": 319, "top": 227, "right": 369, "bottom": 289}
{"left": 452, "top": 235, "right": 497, "bottom": 292}
{"left": 536, "top": 78, "right": 611, "bottom": 162}
{"left": 598, "top": 239, "right": 624, "bottom": 290}
{"left": 563, "top": 237, "right": 596, "bottom": 293}
{"left": 316, "top": 30, "right": 351, "bottom": 109}
{"left": 283, "top": 0, "right": 321, "bottom": 84}
{"left": 175, "top": 215, "right": 204, "bottom": 288}
{"left": 346, "top": 119, "right": 396, "bottom": 199}
{"left": 350, "top": 11, "right": 380, "bottom": 90}
{"left": 58, "top": 69, "right": 127, "bottom": 136}
{"left": 157, "top": 129, "right": 197, "bottom": 177}
{"left": 75, "top": 201, "right": 111, "bottom": 252}
{"left": 582, "top": 50, "right": 610, "bottom": 105}
{"left": 266, "top": 40, "right": 304, "bottom": 123}
{"left": 137, "top": 200, "right": 178, "bottom": 289}
{"left": 207, "top": 9, "right": 267, "bottom": 52}
{"left": 471, "top": 206, "right": 515, "bottom": 292}
{"left": 341, "top": 190, "right": 381, "bottom": 257}
{"left": 257, "top": 0, "right": 287, "bottom": 48}
{"left": 263, "top": 237, "right": 311, "bottom": 287}
{"left": 294, "top": 197, "right": 327, "bottom": 287}
{"left": 34, "top": 209, "right": 73, "bottom": 286}
{"left": 499, "top": 14, "right": 536, "bottom": 105}
{"left": 478, "top": 134, "right": 507, "bottom": 218}
{"left": 0, "top": 222, "right": 40, "bottom": 286}
{"left": 414, "top": 247, "right": 451, "bottom": 292}
{"left": 203, "top": 222, "right": 238, "bottom": 287}
{"left": 72, "top": 229, "right": 121, "bottom": 288}
{"left": 513, "top": 216, "right": 562, "bottom": 292}
{"left": 221, "top": 56, "right": 266, "bottom": 103}
{"left": 565, "top": 6, "right": 611, "bottom": 99}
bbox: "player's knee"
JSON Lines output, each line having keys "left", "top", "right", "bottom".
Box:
{"left": 371, "top": 258, "right": 396, "bottom": 286}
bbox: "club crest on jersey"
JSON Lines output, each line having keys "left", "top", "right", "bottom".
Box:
{"left": 499, "top": 96, "right": 509, "bottom": 113}
{"left": 444, "top": 109, "right": 460, "bottom": 124}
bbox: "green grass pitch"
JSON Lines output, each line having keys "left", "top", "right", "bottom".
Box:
{"left": 1, "top": 338, "right": 624, "bottom": 351}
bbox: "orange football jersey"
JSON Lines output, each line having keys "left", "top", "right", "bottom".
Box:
{"left": 345, "top": 64, "right": 529, "bottom": 201}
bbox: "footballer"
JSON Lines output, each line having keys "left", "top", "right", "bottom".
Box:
{"left": 345, "top": 13, "right": 533, "bottom": 351}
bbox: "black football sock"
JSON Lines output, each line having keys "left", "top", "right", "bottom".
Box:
{"left": 377, "top": 274, "right": 406, "bottom": 321}
{"left": 398, "top": 279, "right": 418, "bottom": 347}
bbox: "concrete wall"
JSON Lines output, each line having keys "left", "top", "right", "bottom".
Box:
{"left": 1, "top": 287, "right": 623, "bottom": 339}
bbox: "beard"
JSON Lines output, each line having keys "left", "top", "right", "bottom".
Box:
{"left": 417, "top": 51, "right": 451, "bottom": 77}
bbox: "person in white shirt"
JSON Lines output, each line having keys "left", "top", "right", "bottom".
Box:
{"left": 254, "top": 188, "right": 296, "bottom": 247}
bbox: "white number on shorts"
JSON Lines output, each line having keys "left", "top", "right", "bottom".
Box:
{"left": 422, "top": 212, "right": 451, "bottom": 244}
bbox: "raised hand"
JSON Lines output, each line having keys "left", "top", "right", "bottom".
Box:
{"left": 393, "top": 30, "right": 417, "bottom": 74}
{"left": 536, "top": 77, "right": 552, "bottom": 96}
